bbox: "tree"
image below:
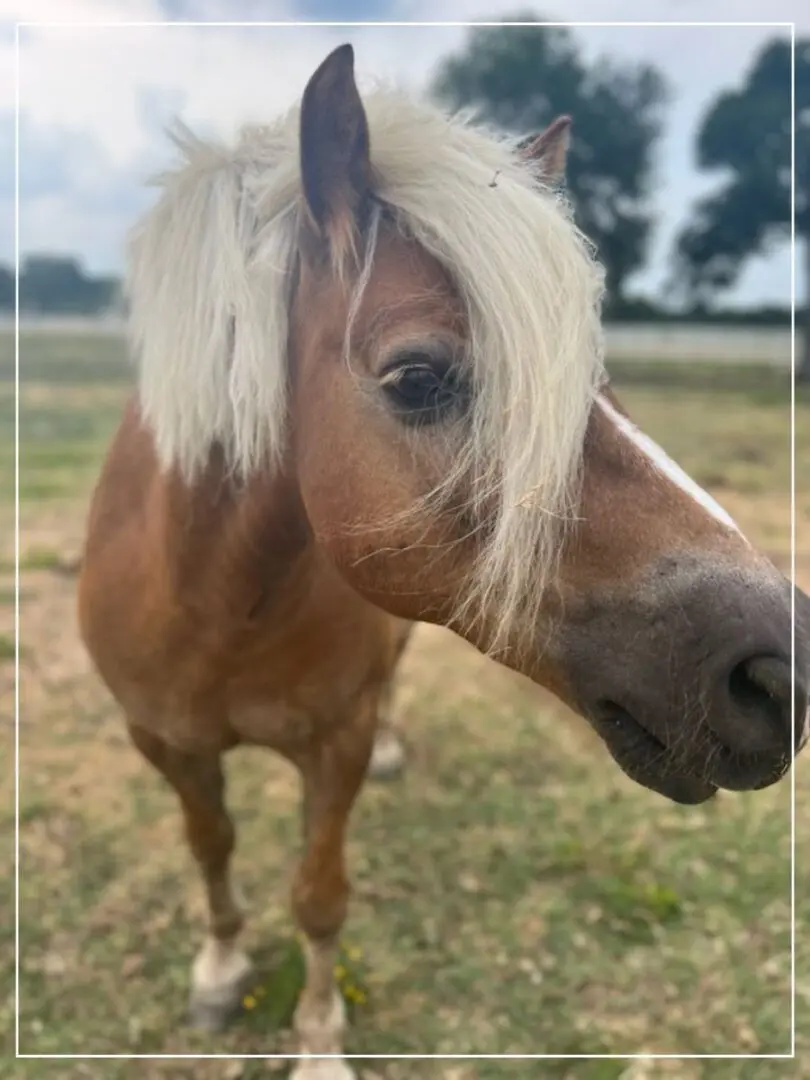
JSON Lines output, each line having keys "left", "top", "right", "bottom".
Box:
{"left": 18, "top": 255, "right": 119, "bottom": 314}
{"left": 430, "top": 14, "right": 667, "bottom": 308}
{"left": 0, "top": 266, "right": 12, "bottom": 312}
{"left": 675, "top": 38, "right": 809, "bottom": 378}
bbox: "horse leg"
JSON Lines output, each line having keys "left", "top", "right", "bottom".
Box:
{"left": 289, "top": 703, "right": 376, "bottom": 1080}
{"left": 127, "top": 723, "right": 252, "bottom": 1031}
{"left": 366, "top": 677, "right": 406, "bottom": 780}
{"left": 366, "top": 621, "right": 413, "bottom": 782}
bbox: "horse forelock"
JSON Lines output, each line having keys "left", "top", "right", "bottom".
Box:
{"left": 127, "top": 88, "right": 606, "bottom": 652}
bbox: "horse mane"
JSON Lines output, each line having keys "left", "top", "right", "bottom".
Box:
{"left": 127, "top": 88, "right": 606, "bottom": 654}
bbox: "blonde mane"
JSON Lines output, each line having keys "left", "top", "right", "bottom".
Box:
{"left": 127, "top": 88, "right": 606, "bottom": 653}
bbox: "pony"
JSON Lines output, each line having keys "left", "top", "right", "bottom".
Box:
{"left": 78, "top": 44, "right": 809, "bottom": 1076}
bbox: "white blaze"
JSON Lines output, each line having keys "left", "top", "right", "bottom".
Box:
{"left": 597, "top": 395, "right": 744, "bottom": 537}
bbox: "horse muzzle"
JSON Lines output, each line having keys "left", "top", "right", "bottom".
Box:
{"left": 560, "top": 555, "right": 810, "bottom": 803}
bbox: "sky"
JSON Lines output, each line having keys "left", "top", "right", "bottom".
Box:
{"left": 0, "top": 0, "right": 807, "bottom": 307}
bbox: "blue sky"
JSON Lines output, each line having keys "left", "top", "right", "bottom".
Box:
{"left": 2, "top": 0, "right": 807, "bottom": 307}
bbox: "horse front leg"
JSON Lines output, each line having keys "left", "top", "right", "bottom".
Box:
{"left": 366, "top": 678, "right": 406, "bottom": 781}
{"left": 127, "top": 723, "right": 252, "bottom": 1031}
{"left": 289, "top": 699, "right": 377, "bottom": 1080}
{"left": 366, "top": 619, "right": 413, "bottom": 782}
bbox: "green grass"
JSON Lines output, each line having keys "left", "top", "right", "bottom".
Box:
{"left": 1, "top": 329, "right": 808, "bottom": 1080}
{"left": 18, "top": 549, "right": 62, "bottom": 571}
{"left": 0, "top": 330, "right": 132, "bottom": 385}
{"left": 0, "top": 331, "right": 134, "bottom": 506}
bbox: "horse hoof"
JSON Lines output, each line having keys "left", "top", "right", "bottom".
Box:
{"left": 188, "top": 947, "right": 254, "bottom": 1031}
{"left": 188, "top": 993, "right": 244, "bottom": 1032}
{"left": 367, "top": 730, "right": 406, "bottom": 781}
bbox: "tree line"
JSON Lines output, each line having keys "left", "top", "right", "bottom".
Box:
{"left": 2, "top": 16, "right": 805, "bottom": 366}
{"left": 0, "top": 256, "right": 119, "bottom": 316}
{"left": 432, "top": 17, "right": 805, "bottom": 370}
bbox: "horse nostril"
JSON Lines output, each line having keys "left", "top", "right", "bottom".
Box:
{"left": 728, "top": 655, "right": 804, "bottom": 753}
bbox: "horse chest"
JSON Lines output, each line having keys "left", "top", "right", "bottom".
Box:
{"left": 227, "top": 698, "right": 319, "bottom": 749}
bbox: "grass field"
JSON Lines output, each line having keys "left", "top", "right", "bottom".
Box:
{"left": 2, "top": 331, "right": 809, "bottom": 1079}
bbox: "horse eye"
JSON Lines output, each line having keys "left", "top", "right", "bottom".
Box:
{"left": 380, "top": 354, "right": 464, "bottom": 424}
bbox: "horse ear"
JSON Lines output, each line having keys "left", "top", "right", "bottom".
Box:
{"left": 299, "top": 43, "right": 372, "bottom": 256}
{"left": 519, "top": 115, "right": 572, "bottom": 183}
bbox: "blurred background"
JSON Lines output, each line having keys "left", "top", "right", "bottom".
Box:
{"left": 3, "top": 3, "right": 810, "bottom": 1076}
{"left": 2, "top": 1, "right": 808, "bottom": 372}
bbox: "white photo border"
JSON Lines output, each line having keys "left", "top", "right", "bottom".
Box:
{"left": 13, "top": 15, "right": 799, "bottom": 1063}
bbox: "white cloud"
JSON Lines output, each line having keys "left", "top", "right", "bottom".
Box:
{"left": 3, "top": 0, "right": 807, "bottom": 305}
